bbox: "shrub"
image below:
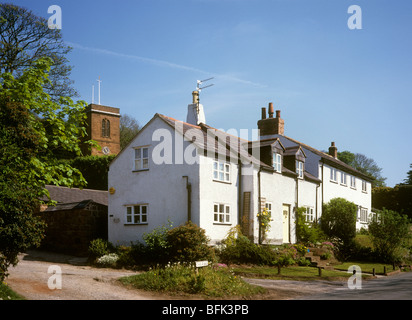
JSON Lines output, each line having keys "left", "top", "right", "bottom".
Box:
{"left": 166, "top": 221, "right": 213, "bottom": 263}
{"left": 295, "top": 207, "right": 326, "bottom": 244}
{"left": 142, "top": 223, "right": 172, "bottom": 265}
{"left": 218, "top": 234, "right": 276, "bottom": 265}
{"left": 368, "top": 208, "right": 411, "bottom": 263}
{"left": 320, "top": 198, "right": 357, "bottom": 247}
{"left": 96, "top": 253, "right": 119, "bottom": 267}
{"left": 88, "top": 238, "right": 114, "bottom": 261}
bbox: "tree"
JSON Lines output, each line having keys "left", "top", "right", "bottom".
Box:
{"left": 120, "top": 114, "right": 140, "bottom": 150}
{"left": 320, "top": 198, "right": 357, "bottom": 248}
{"left": 0, "top": 3, "right": 76, "bottom": 99}
{"left": 402, "top": 163, "right": 412, "bottom": 185}
{"left": 338, "top": 151, "right": 386, "bottom": 187}
{"left": 0, "top": 58, "right": 90, "bottom": 281}
{"left": 368, "top": 209, "right": 410, "bottom": 263}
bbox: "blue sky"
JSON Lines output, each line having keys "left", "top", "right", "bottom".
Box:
{"left": 11, "top": 0, "right": 412, "bottom": 187}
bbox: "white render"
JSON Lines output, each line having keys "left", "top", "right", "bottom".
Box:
{"left": 108, "top": 101, "right": 372, "bottom": 246}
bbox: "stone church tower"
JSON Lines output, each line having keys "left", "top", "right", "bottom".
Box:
{"left": 82, "top": 104, "right": 121, "bottom": 156}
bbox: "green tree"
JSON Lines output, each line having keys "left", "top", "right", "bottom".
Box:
{"left": 120, "top": 114, "right": 140, "bottom": 150}
{"left": 320, "top": 198, "right": 357, "bottom": 248}
{"left": 338, "top": 151, "right": 386, "bottom": 187}
{"left": 368, "top": 209, "right": 410, "bottom": 263}
{"left": 0, "top": 3, "right": 77, "bottom": 99}
{"left": 0, "top": 58, "right": 90, "bottom": 281}
{"left": 402, "top": 163, "right": 412, "bottom": 185}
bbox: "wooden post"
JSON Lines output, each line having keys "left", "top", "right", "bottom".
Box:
{"left": 318, "top": 267, "right": 322, "bottom": 277}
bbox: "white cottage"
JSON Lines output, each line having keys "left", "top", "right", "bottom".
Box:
{"left": 108, "top": 93, "right": 372, "bottom": 246}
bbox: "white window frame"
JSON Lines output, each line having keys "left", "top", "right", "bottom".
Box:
{"left": 360, "top": 207, "right": 368, "bottom": 223}
{"left": 330, "top": 168, "right": 338, "bottom": 182}
{"left": 213, "top": 160, "right": 230, "bottom": 183}
{"left": 134, "top": 147, "right": 149, "bottom": 171}
{"left": 213, "top": 203, "right": 231, "bottom": 224}
{"left": 362, "top": 180, "right": 367, "bottom": 193}
{"left": 304, "top": 206, "right": 314, "bottom": 222}
{"left": 341, "top": 172, "right": 347, "bottom": 186}
{"left": 350, "top": 176, "right": 356, "bottom": 189}
{"left": 125, "top": 204, "right": 148, "bottom": 225}
{"left": 265, "top": 202, "right": 272, "bottom": 215}
{"left": 273, "top": 153, "right": 282, "bottom": 173}
{"left": 296, "top": 160, "right": 304, "bottom": 179}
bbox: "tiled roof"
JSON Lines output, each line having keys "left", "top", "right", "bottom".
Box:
{"left": 44, "top": 185, "right": 108, "bottom": 206}
{"left": 157, "top": 114, "right": 270, "bottom": 169}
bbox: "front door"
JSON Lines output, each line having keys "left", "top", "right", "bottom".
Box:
{"left": 282, "top": 204, "right": 290, "bottom": 243}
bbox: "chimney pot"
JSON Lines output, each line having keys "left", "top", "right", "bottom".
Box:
{"left": 276, "top": 110, "right": 281, "bottom": 118}
{"left": 329, "top": 141, "right": 338, "bottom": 158}
{"left": 268, "top": 102, "right": 274, "bottom": 118}
{"left": 261, "top": 107, "right": 266, "bottom": 120}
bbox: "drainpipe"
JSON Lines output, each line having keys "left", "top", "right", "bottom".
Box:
{"left": 258, "top": 166, "right": 262, "bottom": 244}
{"left": 238, "top": 159, "right": 242, "bottom": 228}
{"left": 182, "top": 176, "right": 191, "bottom": 222}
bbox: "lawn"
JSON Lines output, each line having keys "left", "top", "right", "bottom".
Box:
{"left": 232, "top": 265, "right": 356, "bottom": 281}
{"left": 333, "top": 261, "right": 398, "bottom": 275}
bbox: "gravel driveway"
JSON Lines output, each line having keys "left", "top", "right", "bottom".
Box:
{"left": 6, "top": 250, "right": 172, "bottom": 300}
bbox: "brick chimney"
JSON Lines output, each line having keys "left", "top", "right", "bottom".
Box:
{"left": 328, "top": 142, "right": 338, "bottom": 158}
{"left": 257, "top": 102, "right": 284, "bottom": 136}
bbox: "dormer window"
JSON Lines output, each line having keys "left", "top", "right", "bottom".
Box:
{"left": 296, "top": 160, "right": 304, "bottom": 179}
{"left": 273, "top": 153, "right": 282, "bottom": 173}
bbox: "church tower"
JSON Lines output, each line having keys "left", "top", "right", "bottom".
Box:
{"left": 82, "top": 104, "right": 121, "bottom": 156}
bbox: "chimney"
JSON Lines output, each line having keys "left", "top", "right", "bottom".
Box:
{"left": 261, "top": 107, "right": 266, "bottom": 120}
{"left": 328, "top": 142, "right": 338, "bottom": 158}
{"left": 257, "top": 102, "right": 285, "bottom": 137}
{"left": 268, "top": 102, "right": 274, "bottom": 118}
{"left": 186, "top": 90, "right": 206, "bottom": 125}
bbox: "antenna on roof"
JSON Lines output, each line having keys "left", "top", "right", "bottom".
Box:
{"left": 196, "top": 77, "right": 214, "bottom": 108}
{"left": 196, "top": 77, "right": 214, "bottom": 92}
{"left": 97, "top": 76, "right": 102, "bottom": 105}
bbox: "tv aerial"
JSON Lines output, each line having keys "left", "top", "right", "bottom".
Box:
{"left": 196, "top": 77, "right": 214, "bottom": 92}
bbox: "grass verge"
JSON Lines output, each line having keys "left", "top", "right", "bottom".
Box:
{"left": 0, "top": 282, "right": 25, "bottom": 300}
{"left": 119, "top": 264, "right": 265, "bottom": 298}
{"left": 232, "top": 266, "right": 355, "bottom": 281}
{"left": 333, "top": 262, "right": 399, "bottom": 275}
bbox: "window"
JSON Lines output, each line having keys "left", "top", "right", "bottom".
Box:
{"left": 296, "top": 160, "right": 304, "bottom": 179}
{"left": 213, "top": 160, "right": 230, "bottom": 182}
{"left": 330, "top": 168, "right": 337, "bottom": 182}
{"left": 213, "top": 203, "right": 231, "bottom": 224}
{"left": 265, "top": 202, "right": 272, "bottom": 215}
{"left": 101, "top": 119, "right": 110, "bottom": 138}
{"left": 135, "top": 147, "right": 149, "bottom": 170}
{"left": 362, "top": 180, "right": 367, "bottom": 193}
{"left": 273, "top": 153, "right": 282, "bottom": 173}
{"left": 360, "top": 207, "right": 368, "bottom": 223}
{"left": 341, "top": 172, "right": 347, "bottom": 186}
{"left": 304, "top": 206, "right": 314, "bottom": 222}
{"left": 125, "top": 204, "right": 148, "bottom": 224}
{"left": 350, "top": 176, "right": 356, "bottom": 189}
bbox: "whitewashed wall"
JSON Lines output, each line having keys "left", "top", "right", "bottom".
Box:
{"left": 108, "top": 117, "right": 200, "bottom": 245}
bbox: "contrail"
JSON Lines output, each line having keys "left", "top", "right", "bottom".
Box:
{"left": 67, "top": 42, "right": 265, "bottom": 87}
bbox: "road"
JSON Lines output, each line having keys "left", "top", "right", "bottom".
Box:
{"left": 295, "top": 271, "right": 412, "bottom": 300}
